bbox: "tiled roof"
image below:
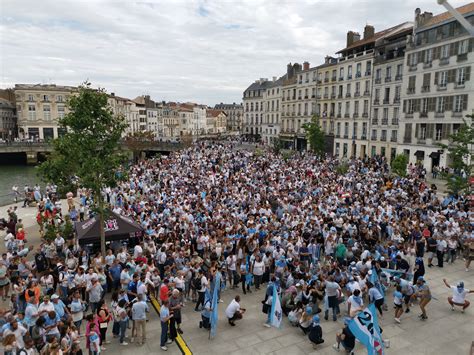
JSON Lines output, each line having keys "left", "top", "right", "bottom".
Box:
{"left": 207, "top": 109, "right": 226, "bottom": 117}
{"left": 421, "top": 2, "right": 474, "bottom": 28}
{"left": 337, "top": 22, "right": 409, "bottom": 53}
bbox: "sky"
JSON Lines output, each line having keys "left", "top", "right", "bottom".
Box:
{"left": 0, "top": 0, "right": 470, "bottom": 105}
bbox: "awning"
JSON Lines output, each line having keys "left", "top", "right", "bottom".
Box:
{"left": 75, "top": 210, "right": 143, "bottom": 245}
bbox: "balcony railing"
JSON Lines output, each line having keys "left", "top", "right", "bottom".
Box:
{"left": 338, "top": 94, "right": 343, "bottom": 99}
{"left": 373, "top": 99, "right": 380, "bottom": 105}
{"left": 407, "top": 88, "right": 415, "bottom": 94}
{"left": 391, "top": 118, "right": 399, "bottom": 125}
{"left": 403, "top": 137, "right": 411, "bottom": 143}
{"left": 337, "top": 113, "right": 342, "bottom": 118}
{"left": 395, "top": 74, "right": 402, "bottom": 81}
{"left": 343, "top": 134, "right": 349, "bottom": 139}
{"left": 331, "top": 93, "right": 336, "bottom": 99}
{"left": 381, "top": 119, "right": 388, "bottom": 125}
{"left": 365, "top": 71, "right": 371, "bottom": 76}
{"left": 408, "top": 65, "right": 417, "bottom": 72}
{"left": 383, "top": 99, "right": 390, "bottom": 104}
{"left": 390, "top": 136, "right": 397, "bottom": 142}
{"left": 354, "top": 92, "right": 360, "bottom": 97}
{"left": 324, "top": 94, "right": 329, "bottom": 99}
{"left": 439, "top": 57, "right": 449, "bottom": 66}
{"left": 346, "top": 93, "right": 351, "bottom": 98}
{"left": 372, "top": 118, "right": 379, "bottom": 125}
{"left": 311, "top": 94, "right": 316, "bottom": 98}
{"left": 421, "top": 86, "right": 430, "bottom": 93}
{"left": 316, "top": 95, "right": 322, "bottom": 99}
{"left": 317, "top": 80, "right": 322, "bottom": 84}
{"left": 298, "top": 96, "right": 302, "bottom": 100}
{"left": 332, "top": 76, "right": 337, "bottom": 82}
{"left": 361, "top": 135, "right": 367, "bottom": 140}
{"left": 356, "top": 72, "right": 362, "bottom": 78}
{"left": 324, "top": 78, "right": 329, "bottom": 83}
{"left": 385, "top": 77, "right": 392, "bottom": 83}
{"left": 371, "top": 135, "right": 377, "bottom": 141}
{"left": 380, "top": 136, "right": 387, "bottom": 142}
{"left": 363, "top": 90, "right": 370, "bottom": 96}
{"left": 339, "top": 76, "right": 344, "bottom": 81}
{"left": 353, "top": 113, "right": 359, "bottom": 118}
{"left": 375, "top": 78, "right": 381, "bottom": 84}
{"left": 423, "top": 61, "right": 432, "bottom": 69}
{"left": 344, "top": 113, "right": 350, "bottom": 118}
{"left": 457, "top": 53, "right": 468, "bottom": 62}
{"left": 362, "top": 112, "right": 368, "bottom": 118}
{"left": 393, "top": 98, "right": 400, "bottom": 104}
{"left": 347, "top": 75, "right": 352, "bottom": 80}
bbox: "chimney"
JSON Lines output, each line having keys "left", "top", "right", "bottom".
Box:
{"left": 303, "top": 61, "right": 310, "bottom": 71}
{"left": 111, "top": 92, "right": 115, "bottom": 97}
{"left": 287, "top": 63, "right": 294, "bottom": 78}
{"left": 346, "top": 31, "right": 361, "bottom": 47}
{"left": 415, "top": 8, "right": 433, "bottom": 28}
{"left": 293, "top": 63, "right": 302, "bottom": 73}
{"left": 363, "top": 25, "right": 375, "bottom": 39}
{"left": 273, "top": 76, "right": 277, "bottom": 82}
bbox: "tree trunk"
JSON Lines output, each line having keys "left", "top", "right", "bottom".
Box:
{"left": 98, "top": 192, "right": 106, "bottom": 256}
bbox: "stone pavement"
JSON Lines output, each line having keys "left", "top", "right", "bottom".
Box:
{"left": 103, "top": 260, "right": 473, "bottom": 355}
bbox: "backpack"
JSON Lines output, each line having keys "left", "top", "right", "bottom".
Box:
{"left": 193, "top": 277, "right": 202, "bottom": 290}
{"left": 35, "top": 253, "right": 47, "bottom": 272}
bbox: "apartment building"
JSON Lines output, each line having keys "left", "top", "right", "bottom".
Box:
{"left": 214, "top": 103, "right": 243, "bottom": 132}
{"left": 317, "top": 57, "right": 338, "bottom": 152}
{"left": 14, "top": 84, "right": 76, "bottom": 140}
{"left": 280, "top": 63, "right": 303, "bottom": 148}
{"left": 243, "top": 78, "right": 270, "bottom": 139}
{"left": 107, "top": 94, "right": 139, "bottom": 136}
{"left": 293, "top": 62, "right": 318, "bottom": 150}
{"left": 371, "top": 24, "right": 413, "bottom": 162}
{"left": 262, "top": 76, "right": 283, "bottom": 145}
{"left": 0, "top": 98, "right": 16, "bottom": 139}
{"left": 206, "top": 109, "right": 227, "bottom": 134}
{"left": 398, "top": 4, "right": 474, "bottom": 171}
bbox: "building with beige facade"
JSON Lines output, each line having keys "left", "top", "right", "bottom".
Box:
{"left": 14, "top": 84, "right": 76, "bottom": 140}
{"left": 0, "top": 99, "right": 16, "bottom": 140}
{"left": 214, "top": 103, "right": 243, "bottom": 132}
{"left": 397, "top": 4, "right": 474, "bottom": 171}
{"left": 262, "top": 77, "right": 283, "bottom": 145}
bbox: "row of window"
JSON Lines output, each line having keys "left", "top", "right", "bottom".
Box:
{"left": 415, "top": 18, "right": 474, "bottom": 47}
{"left": 375, "top": 64, "right": 403, "bottom": 81}
{"left": 319, "top": 80, "right": 372, "bottom": 99}
{"left": 407, "top": 67, "right": 471, "bottom": 94}
{"left": 322, "top": 61, "right": 372, "bottom": 82}
{"left": 407, "top": 38, "right": 472, "bottom": 67}
{"left": 403, "top": 123, "right": 461, "bottom": 143}
{"left": 245, "top": 101, "right": 264, "bottom": 112}
{"left": 403, "top": 95, "right": 468, "bottom": 114}
{"left": 26, "top": 105, "right": 65, "bottom": 121}
{"left": 26, "top": 94, "right": 65, "bottom": 103}
{"left": 318, "top": 99, "right": 370, "bottom": 118}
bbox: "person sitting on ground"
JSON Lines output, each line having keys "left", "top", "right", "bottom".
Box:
{"left": 225, "top": 295, "right": 245, "bottom": 326}
{"left": 308, "top": 315, "right": 324, "bottom": 349}
{"left": 443, "top": 278, "right": 473, "bottom": 313}
{"left": 333, "top": 318, "right": 355, "bottom": 354}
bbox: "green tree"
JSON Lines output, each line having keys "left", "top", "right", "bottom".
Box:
{"left": 439, "top": 116, "right": 474, "bottom": 195}
{"left": 38, "top": 82, "right": 128, "bottom": 255}
{"left": 391, "top": 154, "right": 409, "bottom": 177}
{"left": 302, "top": 115, "right": 325, "bottom": 155}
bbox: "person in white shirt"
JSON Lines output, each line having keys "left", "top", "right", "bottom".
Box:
{"left": 251, "top": 255, "right": 265, "bottom": 290}
{"left": 225, "top": 295, "right": 246, "bottom": 326}
{"left": 443, "top": 279, "right": 473, "bottom": 313}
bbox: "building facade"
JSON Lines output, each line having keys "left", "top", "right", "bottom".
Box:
{"left": 0, "top": 98, "right": 16, "bottom": 139}
{"left": 398, "top": 4, "right": 474, "bottom": 171}
{"left": 214, "top": 103, "right": 243, "bottom": 132}
{"left": 370, "top": 25, "right": 413, "bottom": 162}
{"left": 243, "top": 79, "right": 270, "bottom": 139}
{"left": 15, "top": 84, "right": 76, "bottom": 140}
{"left": 262, "top": 77, "right": 283, "bottom": 145}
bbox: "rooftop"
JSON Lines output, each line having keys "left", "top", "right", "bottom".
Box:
{"left": 15, "top": 83, "right": 77, "bottom": 91}
{"left": 420, "top": 2, "right": 474, "bottom": 29}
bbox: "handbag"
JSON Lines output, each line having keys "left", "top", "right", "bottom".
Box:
{"left": 262, "top": 301, "right": 270, "bottom": 314}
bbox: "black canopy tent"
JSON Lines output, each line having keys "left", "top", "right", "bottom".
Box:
{"left": 75, "top": 211, "right": 143, "bottom": 246}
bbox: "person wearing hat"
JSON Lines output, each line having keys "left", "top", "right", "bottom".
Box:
{"left": 443, "top": 278, "right": 473, "bottom": 313}
{"left": 333, "top": 317, "right": 355, "bottom": 354}
{"left": 308, "top": 314, "right": 324, "bottom": 349}
{"left": 51, "top": 294, "right": 70, "bottom": 322}
{"left": 412, "top": 276, "right": 431, "bottom": 320}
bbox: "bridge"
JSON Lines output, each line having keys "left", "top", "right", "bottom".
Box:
{"left": 0, "top": 141, "right": 185, "bottom": 164}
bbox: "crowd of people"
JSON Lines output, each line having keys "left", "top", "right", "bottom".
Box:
{"left": 0, "top": 141, "right": 473, "bottom": 354}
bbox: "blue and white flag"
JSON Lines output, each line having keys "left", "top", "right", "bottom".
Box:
{"left": 348, "top": 303, "right": 384, "bottom": 355}
{"left": 269, "top": 284, "right": 282, "bottom": 328}
{"left": 370, "top": 269, "right": 385, "bottom": 296}
{"left": 210, "top": 272, "right": 221, "bottom": 338}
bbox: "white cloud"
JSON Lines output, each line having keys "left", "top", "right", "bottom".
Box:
{"left": 0, "top": 0, "right": 470, "bottom": 105}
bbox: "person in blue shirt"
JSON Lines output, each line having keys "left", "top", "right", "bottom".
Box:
{"left": 367, "top": 280, "right": 384, "bottom": 316}
{"left": 51, "top": 294, "right": 70, "bottom": 321}
{"left": 199, "top": 292, "right": 212, "bottom": 330}
{"left": 160, "top": 299, "right": 173, "bottom": 351}
{"left": 393, "top": 285, "right": 404, "bottom": 323}
{"left": 109, "top": 260, "right": 122, "bottom": 292}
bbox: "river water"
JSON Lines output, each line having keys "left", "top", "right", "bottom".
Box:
{"left": 0, "top": 166, "right": 42, "bottom": 206}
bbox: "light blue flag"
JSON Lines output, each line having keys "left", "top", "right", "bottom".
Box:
{"left": 269, "top": 284, "right": 282, "bottom": 328}
{"left": 348, "top": 303, "right": 384, "bottom": 355}
{"left": 210, "top": 272, "right": 221, "bottom": 338}
{"left": 370, "top": 269, "right": 384, "bottom": 297}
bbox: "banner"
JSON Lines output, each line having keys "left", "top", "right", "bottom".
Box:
{"left": 348, "top": 304, "right": 384, "bottom": 355}
{"left": 269, "top": 284, "right": 282, "bottom": 328}
{"left": 210, "top": 272, "right": 221, "bottom": 338}
{"left": 370, "top": 269, "right": 385, "bottom": 296}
